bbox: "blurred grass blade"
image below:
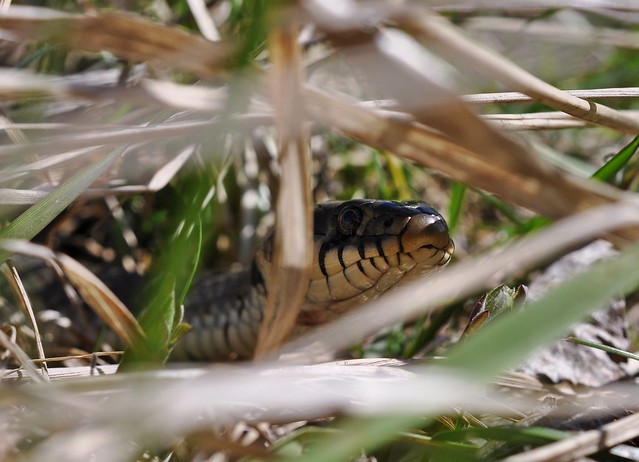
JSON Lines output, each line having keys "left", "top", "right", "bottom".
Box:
{"left": 1, "top": 8, "right": 234, "bottom": 79}
{"left": 443, "top": 240, "right": 639, "bottom": 379}
{"left": 394, "top": 7, "right": 639, "bottom": 135}
{"left": 433, "top": 426, "right": 567, "bottom": 445}
{"left": 56, "top": 254, "right": 148, "bottom": 350}
{"left": 0, "top": 239, "right": 148, "bottom": 355}
{"left": 255, "top": 24, "right": 312, "bottom": 357}
{"left": 278, "top": 415, "right": 426, "bottom": 462}
{"left": 122, "top": 175, "right": 209, "bottom": 367}
{"left": 289, "top": 239, "right": 639, "bottom": 462}
{"left": 447, "top": 181, "right": 466, "bottom": 235}
{"left": 566, "top": 336, "right": 639, "bottom": 362}
{"left": 592, "top": 134, "right": 639, "bottom": 183}
{"left": 0, "top": 146, "right": 127, "bottom": 263}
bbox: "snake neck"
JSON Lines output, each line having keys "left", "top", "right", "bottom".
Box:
{"left": 173, "top": 200, "right": 453, "bottom": 361}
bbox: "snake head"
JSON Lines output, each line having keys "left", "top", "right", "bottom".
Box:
{"left": 301, "top": 200, "right": 454, "bottom": 324}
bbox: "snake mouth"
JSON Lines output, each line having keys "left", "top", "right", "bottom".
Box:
{"left": 422, "top": 238, "right": 455, "bottom": 263}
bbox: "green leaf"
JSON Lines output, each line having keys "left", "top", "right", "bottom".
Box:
{"left": 288, "top": 242, "right": 639, "bottom": 462}
{"left": 443, "top": 241, "right": 639, "bottom": 379}
{"left": 447, "top": 181, "right": 466, "bottom": 235}
{"left": 566, "top": 336, "right": 639, "bottom": 362}
{"left": 0, "top": 146, "right": 127, "bottom": 263}
{"left": 121, "top": 172, "right": 211, "bottom": 367}
{"left": 592, "top": 134, "right": 639, "bottom": 183}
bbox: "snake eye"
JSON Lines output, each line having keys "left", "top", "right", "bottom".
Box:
{"left": 337, "top": 206, "right": 362, "bottom": 235}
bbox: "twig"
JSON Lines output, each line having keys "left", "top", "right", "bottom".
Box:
{"left": 464, "top": 89, "right": 639, "bottom": 104}
{"left": 502, "top": 412, "right": 639, "bottom": 462}
{"left": 1, "top": 259, "right": 49, "bottom": 378}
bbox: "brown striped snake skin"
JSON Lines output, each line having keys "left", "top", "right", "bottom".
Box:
{"left": 172, "top": 200, "right": 454, "bottom": 361}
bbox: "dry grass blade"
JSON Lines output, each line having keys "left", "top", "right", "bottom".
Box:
{"left": 7, "top": 362, "right": 526, "bottom": 426}
{"left": 255, "top": 25, "right": 312, "bottom": 357}
{"left": 32, "top": 352, "right": 123, "bottom": 365}
{"left": 343, "top": 26, "right": 607, "bottom": 201}
{"left": 483, "top": 111, "right": 639, "bottom": 130}
{"left": 1, "top": 7, "right": 234, "bottom": 78}
{"left": 185, "top": 0, "right": 220, "bottom": 41}
{"left": 0, "top": 329, "right": 46, "bottom": 383}
{"left": 465, "top": 16, "right": 639, "bottom": 49}
{"left": 56, "top": 254, "right": 146, "bottom": 349}
{"left": 0, "top": 121, "right": 207, "bottom": 161}
{"left": 0, "top": 69, "right": 69, "bottom": 99}
{"left": 282, "top": 201, "right": 639, "bottom": 362}
{"left": 463, "top": 87, "right": 639, "bottom": 104}
{"left": 0, "top": 68, "right": 232, "bottom": 113}
{"left": 4, "top": 363, "right": 119, "bottom": 382}
{"left": 503, "top": 412, "right": 639, "bottom": 462}
{"left": 303, "top": 86, "right": 629, "bottom": 225}
{"left": 1, "top": 260, "right": 48, "bottom": 375}
{"left": 395, "top": 6, "right": 639, "bottom": 135}
{"left": 0, "top": 239, "right": 146, "bottom": 351}
{"left": 146, "top": 144, "right": 197, "bottom": 191}
{"left": 486, "top": 115, "right": 590, "bottom": 130}
{"left": 0, "top": 189, "right": 48, "bottom": 204}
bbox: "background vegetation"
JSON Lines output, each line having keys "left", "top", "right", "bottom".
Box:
{"left": 1, "top": 1, "right": 639, "bottom": 461}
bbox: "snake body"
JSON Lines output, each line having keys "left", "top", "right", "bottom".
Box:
{"left": 172, "top": 200, "right": 454, "bottom": 361}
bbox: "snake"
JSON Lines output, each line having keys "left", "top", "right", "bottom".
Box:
{"left": 172, "top": 199, "right": 454, "bottom": 361}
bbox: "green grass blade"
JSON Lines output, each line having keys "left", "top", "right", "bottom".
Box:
{"left": 592, "top": 134, "right": 639, "bottom": 183}
{"left": 0, "top": 146, "right": 127, "bottom": 263}
{"left": 447, "top": 181, "right": 467, "bottom": 235}
{"left": 566, "top": 336, "right": 639, "bottom": 362}
{"left": 289, "top": 242, "right": 639, "bottom": 462}
{"left": 442, "top": 241, "right": 639, "bottom": 379}
{"left": 121, "top": 173, "right": 212, "bottom": 367}
{"left": 433, "top": 426, "right": 567, "bottom": 445}
{"left": 278, "top": 415, "right": 426, "bottom": 462}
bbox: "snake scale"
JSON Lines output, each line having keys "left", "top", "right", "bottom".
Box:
{"left": 173, "top": 199, "right": 454, "bottom": 361}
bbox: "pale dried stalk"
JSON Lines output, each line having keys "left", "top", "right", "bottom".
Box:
{"left": 0, "top": 240, "right": 147, "bottom": 351}
{"left": 56, "top": 254, "right": 147, "bottom": 349}
{"left": 303, "top": 85, "right": 627, "bottom": 224}
{"left": 463, "top": 88, "right": 639, "bottom": 104}
{"left": 484, "top": 110, "right": 639, "bottom": 130}
{"left": 503, "top": 412, "right": 639, "bottom": 462}
{"left": 396, "top": 7, "right": 639, "bottom": 135}
{"left": 487, "top": 117, "right": 589, "bottom": 130}
{"left": 1, "top": 260, "right": 49, "bottom": 376}
{"left": 465, "top": 16, "right": 639, "bottom": 49}
{"left": 185, "top": 0, "right": 220, "bottom": 41}
{"left": 1, "top": 8, "right": 232, "bottom": 79}
{"left": 255, "top": 25, "right": 312, "bottom": 357}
